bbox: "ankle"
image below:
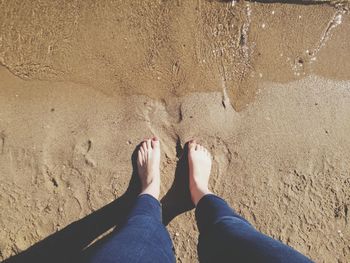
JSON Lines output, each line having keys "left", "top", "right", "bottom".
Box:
{"left": 140, "top": 186, "right": 160, "bottom": 200}
{"left": 190, "top": 183, "right": 211, "bottom": 205}
{"left": 190, "top": 180, "right": 209, "bottom": 193}
{"left": 140, "top": 177, "right": 160, "bottom": 199}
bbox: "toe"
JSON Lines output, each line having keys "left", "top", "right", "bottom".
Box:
{"left": 142, "top": 141, "right": 148, "bottom": 151}
{"left": 146, "top": 139, "right": 152, "bottom": 149}
{"left": 188, "top": 140, "right": 196, "bottom": 151}
{"left": 140, "top": 145, "right": 145, "bottom": 156}
{"left": 137, "top": 150, "right": 143, "bottom": 164}
{"left": 207, "top": 150, "right": 211, "bottom": 156}
{"left": 151, "top": 137, "right": 160, "bottom": 149}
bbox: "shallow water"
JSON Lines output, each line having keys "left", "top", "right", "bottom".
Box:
{"left": 1, "top": 1, "right": 349, "bottom": 111}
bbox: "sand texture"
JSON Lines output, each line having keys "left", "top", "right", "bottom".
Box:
{"left": 0, "top": 1, "right": 350, "bottom": 262}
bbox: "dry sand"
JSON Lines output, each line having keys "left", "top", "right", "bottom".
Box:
{"left": 0, "top": 1, "right": 350, "bottom": 262}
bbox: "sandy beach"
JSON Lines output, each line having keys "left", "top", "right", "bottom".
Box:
{"left": 0, "top": 1, "right": 349, "bottom": 262}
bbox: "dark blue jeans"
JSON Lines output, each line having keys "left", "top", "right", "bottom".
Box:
{"left": 88, "top": 194, "right": 313, "bottom": 263}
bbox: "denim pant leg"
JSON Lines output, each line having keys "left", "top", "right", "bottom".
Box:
{"left": 89, "top": 194, "right": 175, "bottom": 263}
{"left": 195, "top": 194, "right": 313, "bottom": 263}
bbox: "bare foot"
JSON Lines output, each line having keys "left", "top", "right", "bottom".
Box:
{"left": 188, "top": 140, "right": 212, "bottom": 206}
{"left": 137, "top": 137, "right": 161, "bottom": 199}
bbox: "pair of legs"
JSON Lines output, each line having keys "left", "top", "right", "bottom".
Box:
{"left": 88, "top": 138, "right": 313, "bottom": 263}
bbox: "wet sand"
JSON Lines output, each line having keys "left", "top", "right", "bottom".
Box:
{"left": 0, "top": 1, "right": 350, "bottom": 262}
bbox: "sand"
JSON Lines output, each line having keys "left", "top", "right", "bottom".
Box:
{"left": 0, "top": 1, "right": 349, "bottom": 262}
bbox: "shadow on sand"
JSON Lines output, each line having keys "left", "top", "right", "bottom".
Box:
{"left": 161, "top": 141, "right": 194, "bottom": 226}
{"left": 3, "top": 142, "right": 195, "bottom": 263}
{"left": 3, "top": 146, "right": 143, "bottom": 263}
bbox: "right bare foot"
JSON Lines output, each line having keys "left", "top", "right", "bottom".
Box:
{"left": 188, "top": 140, "right": 212, "bottom": 206}
{"left": 137, "top": 137, "right": 161, "bottom": 200}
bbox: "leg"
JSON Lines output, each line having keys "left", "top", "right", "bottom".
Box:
{"left": 195, "top": 195, "right": 313, "bottom": 263}
{"left": 88, "top": 194, "right": 174, "bottom": 263}
{"left": 188, "top": 140, "right": 313, "bottom": 263}
{"left": 89, "top": 138, "right": 175, "bottom": 263}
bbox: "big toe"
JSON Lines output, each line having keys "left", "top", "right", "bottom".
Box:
{"left": 151, "top": 137, "right": 160, "bottom": 149}
{"left": 188, "top": 140, "right": 197, "bottom": 152}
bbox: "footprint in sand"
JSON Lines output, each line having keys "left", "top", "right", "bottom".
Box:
{"left": 74, "top": 139, "right": 96, "bottom": 168}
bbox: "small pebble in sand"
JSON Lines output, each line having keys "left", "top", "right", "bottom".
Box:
{"left": 259, "top": 73, "right": 263, "bottom": 78}
{"left": 175, "top": 232, "right": 179, "bottom": 236}
{"left": 157, "top": 76, "right": 161, "bottom": 80}
{"left": 271, "top": 10, "right": 275, "bottom": 15}
{"left": 261, "top": 23, "right": 266, "bottom": 29}
{"left": 298, "top": 15, "right": 302, "bottom": 19}
{"left": 338, "top": 230, "right": 343, "bottom": 237}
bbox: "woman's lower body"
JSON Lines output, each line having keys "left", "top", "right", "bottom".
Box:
{"left": 88, "top": 193, "right": 312, "bottom": 263}
{"left": 87, "top": 138, "right": 313, "bottom": 263}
